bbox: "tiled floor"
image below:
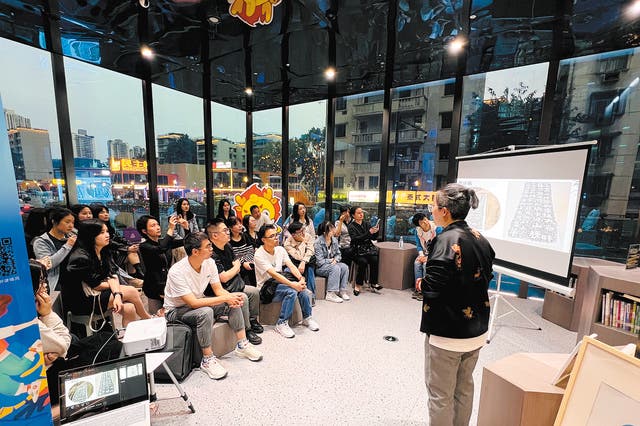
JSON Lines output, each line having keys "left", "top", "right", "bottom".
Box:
{"left": 150, "top": 288, "right": 576, "bottom": 425}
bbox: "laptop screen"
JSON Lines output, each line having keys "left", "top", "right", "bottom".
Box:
{"left": 59, "top": 355, "right": 148, "bottom": 424}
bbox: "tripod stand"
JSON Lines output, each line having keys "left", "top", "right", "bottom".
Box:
{"left": 486, "top": 270, "right": 541, "bottom": 343}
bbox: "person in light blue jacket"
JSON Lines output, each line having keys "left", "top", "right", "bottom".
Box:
{"left": 314, "top": 221, "right": 350, "bottom": 303}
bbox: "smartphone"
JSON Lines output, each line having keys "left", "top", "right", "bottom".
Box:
{"left": 374, "top": 218, "right": 381, "bottom": 228}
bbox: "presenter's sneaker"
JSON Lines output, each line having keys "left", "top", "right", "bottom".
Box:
{"left": 326, "top": 292, "right": 344, "bottom": 303}
{"left": 275, "top": 321, "right": 295, "bottom": 338}
{"left": 302, "top": 317, "right": 320, "bottom": 331}
{"left": 339, "top": 291, "right": 351, "bottom": 301}
{"left": 250, "top": 318, "right": 264, "bottom": 334}
{"left": 235, "top": 343, "right": 263, "bottom": 362}
{"left": 201, "top": 356, "right": 227, "bottom": 380}
{"left": 245, "top": 329, "right": 262, "bottom": 345}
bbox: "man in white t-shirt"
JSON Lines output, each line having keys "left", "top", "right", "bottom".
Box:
{"left": 253, "top": 224, "right": 319, "bottom": 338}
{"left": 164, "top": 232, "right": 263, "bottom": 380}
{"left": 251, "top": 205, "right": 273, "bottom": 232}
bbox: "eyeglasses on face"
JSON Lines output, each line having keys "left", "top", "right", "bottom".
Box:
{"left": 208, "top": 228, "right": 230, "bottom": 235}
{"left": 263, "top": 233, "right": 279, "bottom": 239}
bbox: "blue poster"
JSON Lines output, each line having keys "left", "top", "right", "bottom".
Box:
{"left": 0, "top": 96, "right": 52, "bottom": 424}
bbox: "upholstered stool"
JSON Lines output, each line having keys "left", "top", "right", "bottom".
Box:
{"left": 315, "top": 276, "right": 326, "bottom": 300}
{"left": 211, "top": 322, "right": 238, "bottom": 357}
{"left": 259, "top": 299, "right": 303, "bottom": 325}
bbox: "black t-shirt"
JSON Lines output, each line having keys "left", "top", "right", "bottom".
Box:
{"left": 48, "top": 233, "right": 67, "bottom": 251}
{"left": 211, "top": 243, "right": 235, "bottom": 272}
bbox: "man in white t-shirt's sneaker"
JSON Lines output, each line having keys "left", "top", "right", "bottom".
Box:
{"left": 254, "top": 224, "right": 319, "bottom": 338}
{"left": 164, "top": 232, "right": 263, "bottom": 380}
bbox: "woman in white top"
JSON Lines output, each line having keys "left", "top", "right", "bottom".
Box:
{"left": 282, "top": 202, "right": 316, "bottom": 241}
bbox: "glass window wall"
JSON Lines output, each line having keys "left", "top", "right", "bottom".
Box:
{"left": 1, "top": 38, "right": 65, "bottom": 215}
{"left": 153, "top": 85, "right": 206, "bottom": 231}
{"left": 252, "top": 107, "right": 283, "bottom": 225}
{"left": 289, "top": 100, "right": 327, "bottom": 228}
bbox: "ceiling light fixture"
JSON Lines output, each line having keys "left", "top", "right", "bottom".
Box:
{"left": 244, "top": 87, "right": 253, "bottom": 96}
{"left": 208, "top": 16, "right": 220, "bottom": 24}
{"left": 447, "top": 36, "right": 466, "bottom": 54}
{"left": 627, "top": 0, "right": 640, "bottom": 18}
{"left": 324, "top": 67, "right": 336, "bottom": 80}
{"left": 140, "top": 46, "right": 154, "bottom": 59}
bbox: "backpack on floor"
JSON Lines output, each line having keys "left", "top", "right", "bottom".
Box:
{"left": 153, "top": 321, "right": 195, "bottom": 383}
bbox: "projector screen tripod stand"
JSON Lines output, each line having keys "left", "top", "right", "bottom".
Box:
{"left": 486, "top": 270, "right": 542, "bottom": 343}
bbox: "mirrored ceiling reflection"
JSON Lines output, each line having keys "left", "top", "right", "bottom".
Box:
{"left": 393, "top": 0, "right": 462, "bottom": 87}
{"left": 0, "top": 0, "right": 47, "bottom": 49}
{"left": 466, "top": 0, "right": 557, "bottom": 74}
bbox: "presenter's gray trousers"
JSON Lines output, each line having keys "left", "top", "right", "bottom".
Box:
{"left": 424, "top": 337, "right": 481, "bottom": 426}
{"left": 166, "top": 300, "right": 247, "bottom": 349}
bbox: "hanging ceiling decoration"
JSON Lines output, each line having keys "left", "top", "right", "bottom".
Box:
{"left": 228, "top": 0, "right": 282, "bottom": 27}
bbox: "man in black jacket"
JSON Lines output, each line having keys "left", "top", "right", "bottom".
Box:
{"left": 206, "top": 218, "right": 263, "bottom": 345}
{"left": 418, "top": 184, "right": 495, "bottom": 426}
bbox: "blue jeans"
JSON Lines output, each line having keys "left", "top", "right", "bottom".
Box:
{"left": 286, "top": 266, "right": 316, "bottom": 295}
{"left": 414, "top": 258, "right": 425, "bottom": 283}
{"left": 316, "top": 262, "right": 349, "bottom": 292}
{"left": 272, "top": 284, "right": 312, "bottom": 324}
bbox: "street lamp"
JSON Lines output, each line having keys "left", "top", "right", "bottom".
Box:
{"left": 414, "top": 179, "right": 420, "bottom": 205}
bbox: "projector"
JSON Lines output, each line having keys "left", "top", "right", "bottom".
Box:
{"left": 122, "top": 317, "right": 167, "bottom": 355}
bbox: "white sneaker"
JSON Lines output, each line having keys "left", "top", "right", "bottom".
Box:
{"left": 201, "top": 356, "right": 227, "bottom": 380}
{"left": 274, "top": 321, "right": 295, "bottom": 338}
{"left": 326, "top": 292, "right": 344, "bottom": 303}
{"left": 302, "top": 317, "right": 320, "bottom": 331}
{"left": 235, "top": 343, "right": 263, "bottom": 362}
{"left": 339, "top": 291, "right": 351, "bottom": 301}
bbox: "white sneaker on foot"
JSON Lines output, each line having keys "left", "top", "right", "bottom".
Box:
{"left": 274, "top": 321, "right": 295, "bottom": 338}
{"left": 326, "top": 292, "right": 344, "bottom": 303}
{"left": 339, "top": 290, "right": 351, "bottom": 301}
{"left": 302, "top": 317, "right": 320, "bottom": 331}
{"left": 201, "top": 356, "right": 227, "bottom": 380}
{"left": 235, "top": 343, "right": 263, "bottom": 362}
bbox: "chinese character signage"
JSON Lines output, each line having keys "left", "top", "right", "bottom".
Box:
{"left": 0, "top": 96, "right": 52, "bottom": 424}
{"left": 110, "top": 158, "right": 147, "bottom": 173}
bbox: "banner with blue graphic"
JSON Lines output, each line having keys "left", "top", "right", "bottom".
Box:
{"left": 0, "top": 96, "right": 52, "bottom": 424}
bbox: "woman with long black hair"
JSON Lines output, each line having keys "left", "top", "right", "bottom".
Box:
{"left": 61, "top": 219, "right": 151, "bottom": 327}
{"left": 242, "top": 214, "right": 259, "bottom": 248}
{"left": 347, "top": 206, "right": 382, "bottom": 295}
{"left": 170, "top": 197, "right": 199, "bottom": 239}
{"left": 282, "top": 202, "right": 316, "bottom": 241}
{"left": 216, "top": 198, "right": 236, "bottom": 221}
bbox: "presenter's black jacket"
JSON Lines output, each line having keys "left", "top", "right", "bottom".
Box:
{"left": 420, "top": 220, "right": 495, "bottom": 339}
{"left": 139, "top": 235, "right": 184, "bottom": 300}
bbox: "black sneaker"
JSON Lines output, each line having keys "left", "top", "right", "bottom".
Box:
{"left": 250, "top": 319, "right": 264, "bottom": 334}
{"left": 411, "top": 290, "right": 419, "bottom": 299}
{"left": 416, "top": 293, "right": 423, "bottom": 301}
{"left": 246, "top": 329, "right": 262, "bottom": 345}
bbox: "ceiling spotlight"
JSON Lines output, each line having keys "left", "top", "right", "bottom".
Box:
{"left": 140, "top": 46, "right": 154, "bottom": 59}
{"left": 469, "top": 14, "right": 477, "bottom": 20}
{"left": 208, "top": 16, "right": 220, "bottom": 24}
{"left": 447, "top": 37, "right": 466, "bottom": 54}
{"left": 324, "top": 67, "right": 336, "bottom": 80}
{"left": 627, "top": 0, "right": 640, "bottom": 18}
{"left": 244, "top": 87, "right": 253, "bottom": 96}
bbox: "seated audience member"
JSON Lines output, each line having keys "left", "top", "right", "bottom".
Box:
{"left": 227, "top": 217, "right": 258, "bottom": 287}
{"left": 334, "top": 205, "right": 353, "bottom": 266}
{"left": 164, "top": 232, "right": 263, "bottom": 380}
{"left": 254, "top": 224, "right": 319, "bottom": 338}
{"left": 170, "top": 198, "right": 199, "bottom": 239}
{"left": 282, "top": 202, "right": 316, "bottom": 241}
{"left": 283, "top": 222, "right": 317, "bottom": 300}
{"left": 314, "top": 221, "right": 350, "bottom": 303}
{"left": 30, "top": 260, "right": 71, "bottom": 419}
{"left": 24, "top": 208, "right": 50, "bottom": 259}
{"left": 216, "top": 198, "right": 236, "bottom": 221}
{"left": 71, "top": 204, "right": 93, "bottom": 223}
{"left": 250, "top": 204, "right": 273, "bottom": 231}
{"left": 137, "top": 215, "right": 185, "bottom": 315}
{"left": 348, "top": 206, "right": 382, "bottom": 295}
{"left": 207, "top": 218, "right": 263, "bottom": 345}
{"left": 411, "top": 212, "right": 437, "bottom": 301}
{"left": 32, "top": 207, "right": 77, "bottom": 291}
{"left": 243, "top": 214, "right": 260, "bottom": 248}
{"left": 62, "top": 219, "right": 152, "bottom": 327}
{"left": 91, "top": 203, "right": 144, "bottom": 279}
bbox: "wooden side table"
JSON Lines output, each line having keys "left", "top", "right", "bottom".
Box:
{"left": 376, "top": 241, "right": 416, "bottom": 290}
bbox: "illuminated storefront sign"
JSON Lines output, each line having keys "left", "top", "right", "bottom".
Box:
{"left": 110, "top": 158, "right": 147, "bottom": 173}
{"left": 347, "top": 190, "right": 436, "bottom": 205}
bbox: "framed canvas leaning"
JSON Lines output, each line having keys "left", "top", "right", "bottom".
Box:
{"left": 554, "top": 336, "right": 640, "bottom": 426}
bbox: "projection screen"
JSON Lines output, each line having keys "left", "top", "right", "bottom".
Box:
{"left": 456, "top": 141, "right": 595, "bottom": 286}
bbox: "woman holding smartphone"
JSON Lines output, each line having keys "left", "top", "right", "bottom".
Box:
{"left": 347, "top": 206, "right": 382, "bottom": 295}
{"left": 32, "top": 207, "right": 77, "bottom": 291}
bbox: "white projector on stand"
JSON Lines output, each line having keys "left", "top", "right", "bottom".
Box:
{"left": 122, "top": 317, "right": 167, "bottom": 355}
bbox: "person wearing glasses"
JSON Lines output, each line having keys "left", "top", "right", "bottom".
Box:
{"left": 418, "top": 183, "right": 494, "bottom": 426}
{"left": 164, "top": 232, "right": 263, "bottom": 380}
{"left": 411, "top": 211, "right": 437, "bottom": 301}
{"left": 254, "top": 224, "right": 319, "bottom": 338}
{"left": 283, "top": 221, "right": 317, "bottom": 302}
{"left": 206, "top": 218, "right": 263, "bottom": 346}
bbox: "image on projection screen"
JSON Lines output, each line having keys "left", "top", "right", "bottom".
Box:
{"left": 458, "top": 178, "right": 580, "bottom": 253}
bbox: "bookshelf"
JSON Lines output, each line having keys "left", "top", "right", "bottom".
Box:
{"left": 579, "top": 264, "right": 640, "bottom": 346}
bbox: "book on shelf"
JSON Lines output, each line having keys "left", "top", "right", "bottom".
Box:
{"left": 600, "top": 290, "right": 640, "bottom": 335}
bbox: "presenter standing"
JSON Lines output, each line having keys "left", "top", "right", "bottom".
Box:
{"left": 418, "top": 183, "right": 495, "bottom": 426}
